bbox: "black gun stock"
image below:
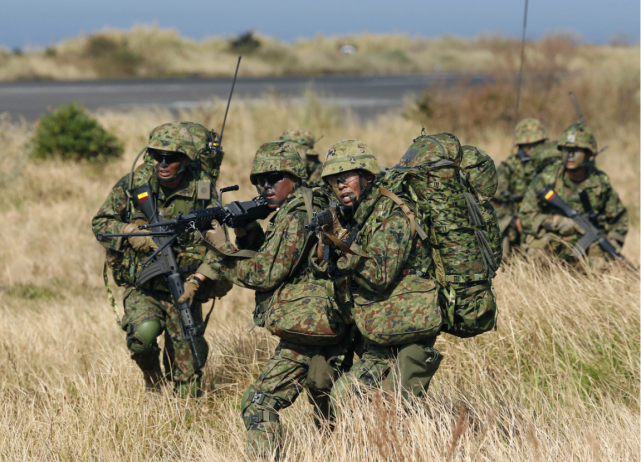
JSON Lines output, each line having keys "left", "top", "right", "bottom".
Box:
{"left": 130, "top": 183, "right": 204, "bottom": 368}
{"left": 537, "top": 185, "right": 636, "bottom": 271}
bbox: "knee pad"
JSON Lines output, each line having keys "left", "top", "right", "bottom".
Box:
{"left": 307, "top": 355, "right": 336, "bottom": 393}
{"left": 393, "top": 343, "right": 443, "bottom": 398}
{"left": 126, "top": 320, "right": 161, "bottom": 354}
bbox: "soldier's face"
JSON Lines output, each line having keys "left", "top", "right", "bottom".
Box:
{"left": 151, "top": 149, "right": 187, "bottom": 184}
{"left": 256, "top": 172, "right": 295, "bottom": 209}
{"left": 519, "top": 141, "right": 543, "bottom": 157}
{"left": 326, "top": 171, "right": 360, "bottom": 206}
{"left": 562, "top": 147, "right": 590, "bottom": 170}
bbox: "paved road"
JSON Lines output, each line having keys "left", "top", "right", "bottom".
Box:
{"left": 0, "top": 73, "right": 489, "bottom": 121}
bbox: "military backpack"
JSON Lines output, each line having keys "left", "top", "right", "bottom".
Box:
{"left": 384, "top": 132, "right": 502, "bottom": 338}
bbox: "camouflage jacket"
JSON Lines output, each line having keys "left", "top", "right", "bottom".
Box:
{"left": 198, "top": 187, "right": 326, "bottom": 322}
{"left": 311, "top": 187, "right": 419, "bottom": 299}
{"left": 493, "top": 141, "right": 560, "bottom": 234}
{"left": 519, "top": 162, "right": 628, "bottom": 259}
{"left": 92, "top": 161, "right": 217, "bottom": 293}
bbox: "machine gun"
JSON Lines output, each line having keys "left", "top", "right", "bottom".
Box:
{"left": 537, "top": 185, "right": 636, "bottom": 271}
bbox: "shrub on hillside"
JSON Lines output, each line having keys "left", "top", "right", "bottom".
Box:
{"left": 229, "top": 31, "right": 260, "bottom": 54}
{"left": 31, "top": 103, "right": 123, "bottom": 162}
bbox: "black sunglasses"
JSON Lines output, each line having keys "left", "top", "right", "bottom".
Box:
{"left": 150, "top": 150, "right": 183, "bottom": 164}
{"left": 256, "top": 172, "right": 286, "bottom": 186}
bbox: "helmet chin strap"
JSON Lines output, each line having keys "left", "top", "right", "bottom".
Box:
{"left": 517, "top": 148, "right": 531, "bottom": 163}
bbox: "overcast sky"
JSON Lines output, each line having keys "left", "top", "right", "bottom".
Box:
{"left": 1, "top": 0, "right": 638, "bottom": 49}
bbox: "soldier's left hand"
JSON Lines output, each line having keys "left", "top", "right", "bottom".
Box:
{"left": 178, "top": 275, "right": 204, "bottom": 305}
{"left": 125, "top": 220, "right": 159, "bottom": 253}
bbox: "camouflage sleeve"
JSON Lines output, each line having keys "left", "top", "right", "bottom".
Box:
{"left": 518, "top": 174, "right": 550, "bottom": 236}
{"left": 208, "top": 210, "right": 308, "bottom": 292}
{"left": 91, "top": 176, "right": 130, "bottom": 251}
{"left": 603, "top": 185, "right": 629, "bottom": 244}
{"left": 493, "top": 161, "right": 512, "bottom": 205}
{"left": 347, "top": 208, "right": 413, "bottom": 293}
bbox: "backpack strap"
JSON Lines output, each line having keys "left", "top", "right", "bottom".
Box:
{"left": 379, "top": 187, "right": 428, "bottom": 240}
{"left": 103, "top": 259, "right": 122, "bottom": 326}
{"left": 288, "top": 187, "right": 318, "bottom": 276}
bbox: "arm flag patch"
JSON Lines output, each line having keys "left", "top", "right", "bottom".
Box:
{"left": 137, "top": 192, "right": 150, "bottom": 202}
{"left": 544, "top": 190, "right": 555, "bottom": 201}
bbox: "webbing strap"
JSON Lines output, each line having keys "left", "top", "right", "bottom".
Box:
{"left": 244, "top": 410, "right": 280, "bottom": 427}
{"left": 203, "top": 298, "right": 215, "bottom": 329}
{"left": 301, "top": 187, "right": 314, "bottom": 226}
{"left": 324, "top": 233, "right": 372, "bottom": 259}
{"left": 444, "top": 273, "right": 486, "bottom": 283}
{"left": 380, "top": 187, "right": 428, "bottom": 240}
{"left": 103, "top": 259, "right": 122, "bottom": 326}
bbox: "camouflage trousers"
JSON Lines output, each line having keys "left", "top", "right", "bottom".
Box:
{"left": 121, "top": 286, "right": 209, "bottom": 389}
{"left": 332, "top": 336, "right": 442, "bottom": 403}
{"left": 241, "top": 339, "right": 353, "bottom": 458}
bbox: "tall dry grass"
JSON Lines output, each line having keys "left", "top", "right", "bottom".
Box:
{"left": 0, "top": 83, "right": 639, "bottom": 460}
{"left": 0, "top": 25, "right": 638, "bottom": 80}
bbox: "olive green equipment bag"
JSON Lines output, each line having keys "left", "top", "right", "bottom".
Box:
{"left": 264, "top": 187, "right": 347, "bottom": 345}
{"left": 384, "top": 132, "right": 502, "bottom": 338}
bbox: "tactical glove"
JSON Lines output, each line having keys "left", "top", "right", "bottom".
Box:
{"left": 125, "top": 220, "right": 159, "bottom": 253}
{"left": 178, "top": 275, "right": 203, "bottom": 306}
{"left": 205, "top": 221, "right": 228, "bottom": 250}
{"left": 543, "top": 215, "right": 584, "bottom": 236}
{"left": 233, "top": 220, "right": 260, "bottom": 238}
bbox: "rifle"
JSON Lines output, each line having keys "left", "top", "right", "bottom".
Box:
{"left": 96, "top": 184, "right": 272, "bottom": 366}
{"left": 536, "top": 185, "right": 636, "bottom": 270}
{"left": 305, "top": 201, "right": 340, "bottom": 260}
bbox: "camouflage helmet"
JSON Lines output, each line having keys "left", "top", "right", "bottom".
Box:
{"left": 514, "top": 118, "right": 548, "bottom": 146}
{"left": 321, "top": 139, "right": 379, "bottom": 179}
{"left": 249, "top": 141, "right": 307, "bottom": 184}
{"left": 280, "top": 128, "right": 315, "bottom": 149}
{"left": 147, "top": 122, "right": 198, "bottom": 160}
{"left": 557, "top": 122, "right": 597, "bottom": 154}
{"left": 396, "top": 132, "right": 462, "bottom": 169}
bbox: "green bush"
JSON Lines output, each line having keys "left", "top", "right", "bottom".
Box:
{"left": 32, "top": 103, "right": 123, "bottom": 162}
{"left": 229, "top": 31, "right": 260, "bottom": 54}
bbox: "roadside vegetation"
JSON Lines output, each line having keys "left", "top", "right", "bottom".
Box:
{"left": 0, "top": 40, "right": 639, "bottom": 460}
{"left": 0, "top": 24, "right": 638, "bottom": 80}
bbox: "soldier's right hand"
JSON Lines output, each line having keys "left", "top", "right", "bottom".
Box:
{"left": 124, "top": 220, "right": 159, "bottom": 253}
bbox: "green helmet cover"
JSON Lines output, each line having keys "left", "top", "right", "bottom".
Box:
{"left": 321, "top": 139, "right": 380, "bottom": 179}
{"left": 250, "top": 141, "right": 307, "bottom": 184}
{"left": 557, "top": 122, "right": 597, "bottom": 154}
{"left": 514, "top": 118, "right": 548, "bottom": 146}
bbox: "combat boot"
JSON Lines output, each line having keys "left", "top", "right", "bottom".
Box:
{"left": 142, "top": 361, "right": 164, "bottom": 393}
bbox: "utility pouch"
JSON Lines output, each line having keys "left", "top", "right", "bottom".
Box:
{"left": 266, "top": 277, "right": 345, "bottom": 346}
{"left": 441, "top": 281, "right": 497, "bottom": 338}
{"left": 352, "top": 275, "right": 442, "bottom": 346}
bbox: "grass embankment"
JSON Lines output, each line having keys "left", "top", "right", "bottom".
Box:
{"left": 0, "top": 66, "right": 639, "bottom": 460}
{"left": 0, "top": 25, "right": 638, "bottom": 80}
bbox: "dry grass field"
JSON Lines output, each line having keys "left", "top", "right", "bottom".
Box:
{"left": 0, "top": 25, "right": 638, "bottom": 80}
{"left": 0, "top": 60, "right": 639, "bottom": 460}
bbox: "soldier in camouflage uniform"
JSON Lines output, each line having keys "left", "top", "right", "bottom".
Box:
{"left": 519, "top": 122, "right": 628, "bottom": 262}
{"left": 280, "top": 128, "right": 323, "bottom": 184}
{"left": 92, "top": 122, "right": 230, "bottom": 397}
{"left": 310, "top": 139, "right": 443, "bottom": 402}
{"left": 493, "top": 118, "right": 560, "bottom": 254}
{"left": 185, "top": 141, "right": 349, "bottom": 458}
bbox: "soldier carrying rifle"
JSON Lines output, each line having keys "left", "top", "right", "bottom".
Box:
{"left": 519, "top": 122, "right": 629, "bottom": 266}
